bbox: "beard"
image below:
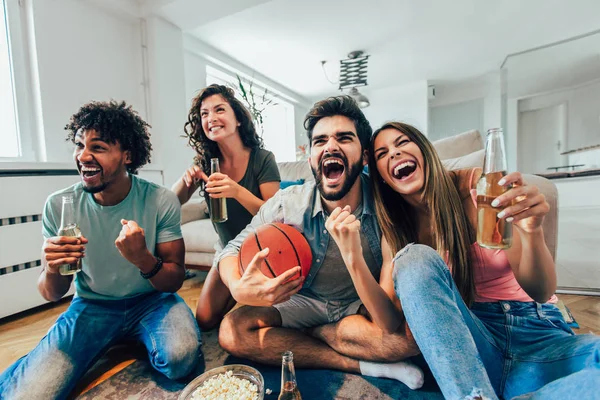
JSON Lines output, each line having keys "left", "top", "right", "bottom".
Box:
{"left": 311, "top": 155, "right": 363, "bottom": 201}
{"left": 81, "top": 181, "right": 108, "bottom": 194}
{"left": 79, "top": 169, "right": 108, "bottom": 194}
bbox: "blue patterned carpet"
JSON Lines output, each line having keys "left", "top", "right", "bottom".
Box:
{"left": 77, "top": 329, "right": 444, "bottom": 400}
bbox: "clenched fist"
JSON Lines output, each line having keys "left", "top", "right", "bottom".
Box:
{"left": 325, "top": 205, "right": 362, "bottom": 260}
{"left": 115, "top": 219, "right": 150, "bottom": 266}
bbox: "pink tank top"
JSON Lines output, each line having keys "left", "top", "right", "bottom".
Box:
{"left": 467, "top": 169, "right": 557, "bottom": 303}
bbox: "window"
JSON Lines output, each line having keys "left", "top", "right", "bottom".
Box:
{"left": 0, "top": 0, "right": 19, "bottom": 158}
{"left": 206, "top": 65, "right": 297, "bottom": 162}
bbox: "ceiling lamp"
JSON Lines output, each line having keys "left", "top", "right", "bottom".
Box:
{"left": 339, "top": 50, "right": 370, "bottom": 108}
{"left": 348, "top": 87, "right": 370, "bottom": 108}
{"left": 320, "top": 50, "right": 371, "bottom": 108}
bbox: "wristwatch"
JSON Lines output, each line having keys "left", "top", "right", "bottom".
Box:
{"left": 140, "top": 256, "right": 163, "bottom": 279}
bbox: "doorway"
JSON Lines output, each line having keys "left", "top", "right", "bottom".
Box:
{"left": 518, "top": 103, "right": 568, "bottom": 174}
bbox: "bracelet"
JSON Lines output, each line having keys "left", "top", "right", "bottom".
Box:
{"left": 140, "top": 256, "right": 163, "bottom": 279}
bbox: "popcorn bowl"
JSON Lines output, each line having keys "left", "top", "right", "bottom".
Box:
{"left": 178, "top": 364, "right": 265, "bottom": 400}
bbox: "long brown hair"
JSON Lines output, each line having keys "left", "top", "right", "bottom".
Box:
{"left": 369, "top": 122, "right": 476, "bottom": 306}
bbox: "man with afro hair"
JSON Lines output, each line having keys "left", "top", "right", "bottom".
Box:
{"left": 0, "top": 101, "right": 202, "bottom": 399}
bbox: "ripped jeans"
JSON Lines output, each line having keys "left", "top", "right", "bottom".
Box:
{"left": 393, "top": 244, "right": 600, "bottom": 400}
{"left": 0, "top": 292, "right": 202, "bottom": 400}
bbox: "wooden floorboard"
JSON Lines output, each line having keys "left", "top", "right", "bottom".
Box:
{"left": 0, "top": 272, "right": 207, "bottom": 397}
{"left": 0, "top": 273, "right": 597, "bottom": 396}
{"left": 558, "top": 294, "right": 600, "bottom": 334}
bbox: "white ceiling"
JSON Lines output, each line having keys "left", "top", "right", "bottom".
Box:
{"left": 121, "top": 0, "right": 600, "bottom": 100}
{"left": 505, "top": 31, "right": 600, "bottom": 98}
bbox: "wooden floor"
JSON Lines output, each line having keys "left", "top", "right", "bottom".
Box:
{"left": 0, "top": 273, "right": 598, "bottom": 396}
{"left": 0, "top": 272, "right": 207, "bottom": 397}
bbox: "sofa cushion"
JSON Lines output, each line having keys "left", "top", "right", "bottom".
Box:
{"left": 278, "top": 161, "right": 315, "bottom": 182}
{"left": 433, "top": 129, "right": 483, "bottom": 160}
{"left": 184, "top": 251, "right": 216, "bottom": 268}
{"left": 181, "top": 198, "right": 208, "bottom": 225}
{"left": 182, "top": 219, "right": 220, "bottom": 253}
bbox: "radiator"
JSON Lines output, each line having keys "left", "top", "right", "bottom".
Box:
{"left": 0, "top": 169, "right": 80, "bottom": 319}
{"left": 0, "top": 168, "right": 165, "bottom": 319}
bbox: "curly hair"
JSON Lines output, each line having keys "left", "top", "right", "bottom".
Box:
{"left": 65, "top": 100, "right": 152, "bottom": 174}
{"left": 184, "top": 84, "right": 263, "bottom": 176}
{"left": 304, "top": 95, "right": 372, "bottom": 151}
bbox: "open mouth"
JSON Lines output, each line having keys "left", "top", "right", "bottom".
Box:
{"left": 322, "top": 157, "right": 345, "bottom": 185}
{"left": 80, "top": 165, "right": 102, "bottom": 182}
{"left": 391, "top": 160, "right": 417, "bottom": 181}
{"left": 209, "top": 126, "right": 223, "bottom": 133}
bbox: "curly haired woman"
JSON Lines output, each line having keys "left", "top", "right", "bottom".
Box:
{"left": 172, "top": 84, "right": 281, "bottom": 330}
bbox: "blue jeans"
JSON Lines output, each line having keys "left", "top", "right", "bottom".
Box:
{"left": 0, "top": 292, "right": 202, "bottom": 400}
{"left": 393, "top": 244, "right": 600, "bottom": 400}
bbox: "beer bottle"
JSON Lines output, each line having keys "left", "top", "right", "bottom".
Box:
{"left": 278, "top": 351, "right": 301, "bottom": 400}
{"left": 476, "top": 128, "right": 513, "bottom": 249}
{"left": 209, "top": 158, "right": 228, "bottom": 223}
{"left": 57, "top": 194, "right": 83, "bottom": 275}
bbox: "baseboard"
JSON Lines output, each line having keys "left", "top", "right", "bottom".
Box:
{"left": 185, "top": 264, "right": 211, "bottom": 272}
{"left": 556, "top": 287, "right": 600, "bottom": 296}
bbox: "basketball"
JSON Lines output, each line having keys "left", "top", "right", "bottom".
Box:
{"left": 239, "top": 223, "right": 312, "bottom": 280}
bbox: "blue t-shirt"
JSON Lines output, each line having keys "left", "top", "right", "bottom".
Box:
{"left": 42, "top": 175, "right": 182, "bottom": 300}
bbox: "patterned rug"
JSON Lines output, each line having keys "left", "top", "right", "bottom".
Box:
{"left": 77, "top": 329, "right": 443, "bottom": 400}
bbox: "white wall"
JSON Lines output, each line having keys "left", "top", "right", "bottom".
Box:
{"left": 507, "top": 80, "right": 600, "bottom": 172}
{"left": 429, "top": 71, "right": 503, "bottom": 141}
{"left": 184, "top": 52, "right": 207, "bottom": 109}
{"left": 363, "top": 80, "right": 429, "bottom": 134}
{"left": 145, "top": 16, "right": 196, "bottom": 187}
{"left": 506, "top": 98, "right": 519, "bottom": 171}
{"left": 31, "top": 0, "right": 144, "bottom": 163}
{"left": 429, "top": 99, "right": 483, "bottom": 141}
{"left": 518, "top": 80, "right": 600, "bottom": 155}
{"left": 484, "top": 71, "right": 502, "bottom": 133}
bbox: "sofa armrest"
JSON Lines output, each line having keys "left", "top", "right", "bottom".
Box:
{"left": 523, "top": 174, "right": 558, "bottom": 262}
{"left": 181, "top": 198, "right": 209, "bottom": 225}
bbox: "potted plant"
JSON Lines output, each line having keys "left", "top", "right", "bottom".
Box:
{"left": 234, "top": 74, "right": 277, "bottom": 136}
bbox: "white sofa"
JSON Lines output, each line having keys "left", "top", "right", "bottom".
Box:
{"left": 181, "top": 130, "right": 558, "bottom": 269}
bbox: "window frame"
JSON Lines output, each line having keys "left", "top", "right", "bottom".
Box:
{"left": 0, "top": 0, "right": 41, "bottom": 162}
{"left": 206, "top": 64, "right": 297, "bottom": 161}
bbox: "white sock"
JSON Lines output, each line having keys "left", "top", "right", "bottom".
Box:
{"left": 359, "top": 360, "right": 425, "bottom": 390}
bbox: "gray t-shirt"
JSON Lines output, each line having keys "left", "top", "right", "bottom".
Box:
{"left": 306, "top": 204, "right": 380, "bottom": 303}
{"left": 208, "top": 148, "right": 280, "bottom": 247}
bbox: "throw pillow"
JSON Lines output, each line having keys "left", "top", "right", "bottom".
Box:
{"left": 280, "top": 179, "right": 305, "bottom": 189}
{"left": 433, "top": 129, "right": 483, "bottom": 160}
{"left": 441, "top": 149, "right": 485, "bottom": 171}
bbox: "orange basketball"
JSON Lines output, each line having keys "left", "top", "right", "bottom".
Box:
{"left": 239, "top": 223, "right": 312, "bottom": 280}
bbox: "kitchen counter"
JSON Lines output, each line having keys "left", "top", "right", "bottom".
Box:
{"left": 535, "top": 168, "right": 600, "bottom": 180}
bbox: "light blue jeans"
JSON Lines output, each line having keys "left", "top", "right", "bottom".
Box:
{"left": 393, "top": 244, "right": 600, "bottom": 400}
{"left": 0, "top": 292, "right": 202, "bottom": 400}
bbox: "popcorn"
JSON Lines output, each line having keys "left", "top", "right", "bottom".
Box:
{"left": 190, "top": 370, "right": 259, "bottom": 400}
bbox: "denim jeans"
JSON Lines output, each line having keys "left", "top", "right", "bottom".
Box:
{"left": 0, "top": 292, "right": 202, "bottom": 400}
{"left": 393, "top": 244, "right": 600, "bottom": 400}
